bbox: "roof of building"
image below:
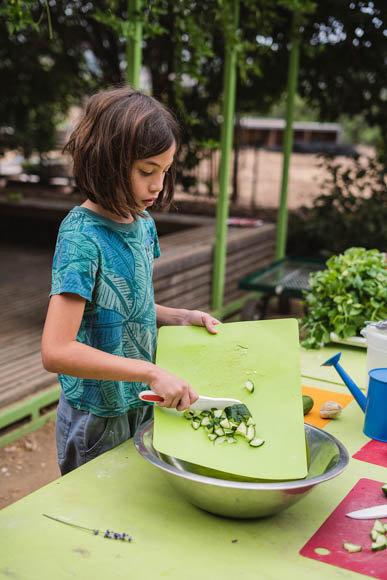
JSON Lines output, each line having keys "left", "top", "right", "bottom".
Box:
{"left": 239, "top": 117, "right": 342, "bottom": 133}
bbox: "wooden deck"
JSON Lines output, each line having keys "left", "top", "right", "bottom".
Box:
{"left": 0, "top": 219, "right": 275, "bottom": 412}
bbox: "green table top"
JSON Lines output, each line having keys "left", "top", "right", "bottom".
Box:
{"left": 1, "top": 345, "right": 382, "bottom": 580}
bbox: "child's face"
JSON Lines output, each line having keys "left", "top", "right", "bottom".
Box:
{"left": 132, "top": 143, "right": 176, "bottom": 210}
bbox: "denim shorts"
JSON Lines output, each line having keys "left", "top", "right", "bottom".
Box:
{"left": 56, "top": 391, "right": 154, "bottom": 475}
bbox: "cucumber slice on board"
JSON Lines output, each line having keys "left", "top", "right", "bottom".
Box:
{"left": 343, "top": 543, "right": 362, "bottom": 553}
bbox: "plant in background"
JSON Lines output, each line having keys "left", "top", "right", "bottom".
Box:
{"left": 287, "top": 154, "right": 387, "bottom": 259}
{"left": 301, "top": 247, "right": 387, "bottom": 349}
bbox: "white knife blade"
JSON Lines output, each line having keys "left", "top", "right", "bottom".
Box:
{"left": 346, "top": 505, "right": 387, "bottom": 519}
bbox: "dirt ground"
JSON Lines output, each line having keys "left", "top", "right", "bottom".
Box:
{"left": 0, "top": 420, "right": 60, "bottom": 509}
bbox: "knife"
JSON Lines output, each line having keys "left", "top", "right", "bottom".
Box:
{"left": 346, "top": 505, "right": 387, "bottom": 519}
{"left": 138, "top": 390, "right": 243, "bottom": 412}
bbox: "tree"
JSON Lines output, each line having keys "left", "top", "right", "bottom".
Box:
{"left": 1, "top": 0, "right": 386, "bottom": 169}
{"left": 298, "top": 0, "right": 387, "bottom": 164}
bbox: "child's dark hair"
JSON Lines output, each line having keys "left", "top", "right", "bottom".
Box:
{"left": 64, "top": 86, "right": 180, "bottom": 218}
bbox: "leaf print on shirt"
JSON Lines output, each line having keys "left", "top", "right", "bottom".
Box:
{"left": 89, "top": 226, "right": 136, "bottom": 280}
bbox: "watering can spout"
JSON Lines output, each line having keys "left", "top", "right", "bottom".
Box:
{"left": 322, "top": 352, "right": 367, "bottom": 412}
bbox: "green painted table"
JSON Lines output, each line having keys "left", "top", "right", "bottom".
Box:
{"left": 0, "top": 345, "right": 384, "bottom": 580}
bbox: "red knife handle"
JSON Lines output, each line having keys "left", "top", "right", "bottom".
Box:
{"left": 139, "top": 393, "right": 164, "bottom": 402}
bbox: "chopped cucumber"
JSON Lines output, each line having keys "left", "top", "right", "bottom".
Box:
{"left": 370, "top": 530, "right": 383, "bottom": 541}
{"left": 343, "top": 542, "right": 362, "bottom": 553}
{"left": 372, "top": 520, "right": 386, "bottom": 534}
{"left": 249, "top": 438, "right": 264, "bottom": 447}
{"left": 244, "top": 380, "right": 255, "bottom": 393}
{"left": 214, "top": 427, "right": 225, "bottom": 437}
{"left": 235, "top": 422, "right": 247, "bottom": 437}
{"left": 182, "top": 403, "right": 264, "bottom": 449}
{"left": 246, "top": 425, "right": 256, "bottom": 442}
{"left": 225, "top": 404, "right": 251, "bottom": 423}
{"left": 382, "top": 483, "right": 387, "bottom": 498}
{"left": 371, "top": 536, "right": 386, "bottom": 551}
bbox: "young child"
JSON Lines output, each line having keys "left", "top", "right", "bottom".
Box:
{"left": 41, "top": 86, "right": 220, "bottom": 475}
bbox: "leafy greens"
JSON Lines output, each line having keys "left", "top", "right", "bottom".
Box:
{"left": 301, "top": 247, "right": 387, "bottom": 349}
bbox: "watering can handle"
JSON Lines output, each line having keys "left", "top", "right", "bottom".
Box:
{"left": 322, "top": 352, "right": 367, "bottom": 412}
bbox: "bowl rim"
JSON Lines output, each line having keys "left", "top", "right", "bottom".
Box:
{"left": 134, "top": 420, "right": 349, "bottom": 491}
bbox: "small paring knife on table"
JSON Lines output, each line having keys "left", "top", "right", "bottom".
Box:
{"left": 346, "top": 505, "right": 387, "bottom": 519}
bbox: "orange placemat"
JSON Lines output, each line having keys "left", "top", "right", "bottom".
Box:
{"left": 302, "top": 385, "right": 353, "bottom": 428}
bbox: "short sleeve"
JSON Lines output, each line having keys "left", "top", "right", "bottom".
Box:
{"left": 50, "top": 233, "right": 99, "bottom": 301}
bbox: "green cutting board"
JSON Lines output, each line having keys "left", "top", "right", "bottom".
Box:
{"left": 153, "top": 319, "right": 308, "bottom": 480}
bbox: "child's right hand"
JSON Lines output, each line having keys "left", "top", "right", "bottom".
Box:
{"left": 148, "top": 367, "right": 198, "bottom": 411}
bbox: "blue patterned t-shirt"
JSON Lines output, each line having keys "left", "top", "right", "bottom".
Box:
{"left": 50, "top": 206, "right": 160, "bottom": 417}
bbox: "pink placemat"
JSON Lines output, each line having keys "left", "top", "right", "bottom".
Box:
{"left": 353, "top": 439, "right": 387, "bottom": 468}
{"left": 300, "top": 478, "right": 387, "bottom": 579}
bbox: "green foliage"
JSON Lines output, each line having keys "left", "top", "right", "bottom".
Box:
{"left": 301, "top": 247, "right": 387, "bottom": 349}
{"left": 287, "top": 154, "right": 387, "bottom": 259}
{"left": 298, "top": 0, "right": 386, "bottom": 164}
{"left": 0, "top": 0, "right": 52, "bottom": 37}
{"left": 1, "top": 0, "right": 386, "bottom": 179}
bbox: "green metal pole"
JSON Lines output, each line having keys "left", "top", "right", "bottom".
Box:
{"left": 126, "top": 0, "right": 142, "bottom": 89}
{"left": 275, "top": 11, "right": 301, "bottom": 260}
{"left": 211, "top": 0, "right": 240, "bottom": 317}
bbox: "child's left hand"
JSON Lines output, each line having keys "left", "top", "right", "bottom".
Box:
{"left": 181, "top": 310, "right": 221, "bottom": 334}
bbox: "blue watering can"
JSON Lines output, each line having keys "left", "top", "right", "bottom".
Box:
{"left": 322, "top": 352, "right": 387, "bottom": 442}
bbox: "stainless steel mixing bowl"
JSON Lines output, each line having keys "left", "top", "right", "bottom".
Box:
{"left": 134, "top": 421, "right": 349, "bottom": 518}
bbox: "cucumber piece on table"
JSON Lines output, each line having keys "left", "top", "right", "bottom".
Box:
{"left": 214, "top": 436, "right": 227, "bottom": 445}
{"left": 382, "top": 483, "right": 387, "bottom": 498}
{"left": 370, "top": 530, "right": 383, "bottom": 541}
{"left": 303, "top": 395, "right": 314, "bottom": 415}
{"left": 371, "top": 536, "right": 386, "bottom": 551}
{"left": 191, "top": 421, "right": 201, "bottom": 430}
{"left": 372, "top": 519, "right": 386, "bottom": 534}
{"left": 244, "top": 380, "right": 255, "bottom": 393}
{"left": 343, "top": 542, "right": 362, "bottom": 553}
{"left": 249, "top": 438, "right": 264, "bottom": 447}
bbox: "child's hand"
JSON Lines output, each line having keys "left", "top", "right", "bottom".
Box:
{"left": 149, "top": 367, "right": 198, "bottom": 411}
{"left": 181, "top": 309, "right": 221, "bottom": 334}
